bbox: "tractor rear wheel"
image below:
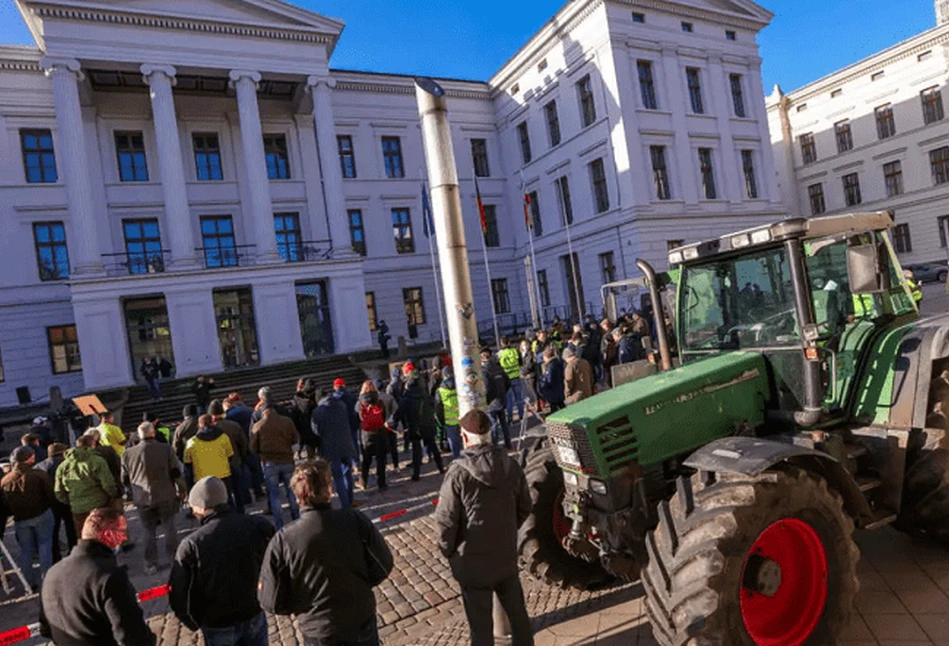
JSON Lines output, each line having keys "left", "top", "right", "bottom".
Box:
{"left": 643, "top": 468, "right": 859, "bottom": 646}
{"left": 517, "top": 444, "right": 613, "bottom": 590}
{"left": 898, "top": 447, "right": 949, "bottom": 542}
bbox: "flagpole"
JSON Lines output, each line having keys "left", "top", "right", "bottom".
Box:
{"left": 473, "top": 175, "right": 501, "bottom": 347}
{"left": 520, "top": 170, "right": 545, "bottom": 329}
{"left": 562, "top": 210, "right": 584, "bottom": 321}
{"left": 421, "top": 178, "right": 447, "bottom": 347}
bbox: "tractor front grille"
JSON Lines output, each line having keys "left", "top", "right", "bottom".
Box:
{"left": 546, "top": 421, "right": 597, "bottom": 470}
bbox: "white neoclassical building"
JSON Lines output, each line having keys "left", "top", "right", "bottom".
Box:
{"left": 767, "top": 2, "right": 949, "bottom": 268}
{"left": 0, "top": 0, "right": 784, "bottom": 407}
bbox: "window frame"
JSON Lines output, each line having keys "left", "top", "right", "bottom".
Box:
{"left": 365, "top": 292, "right": 378, "bottom": 332}
{"left": 338, "top": 135, "right": 357, "bottom": 179}
{"left": 650, "top": 145, "right": 672, "bottom": 200}
{"left": 274, "top": 212, "right": 303, "bottom": 262}
{"left": 800, "top": 133, "right": 817, "bottom": 165}
{"left": 834, "top": 120, "right": 853, "bottom": 154}
{"left": 808, "top": 183, "right": 826, "bottom": 216}
{"left": 114, "top": 131, "right": 149, "bottom": 182}
{"left": 555, "top": 175, "right": 573, "bottom": 226}
{"left": 33, "top": 221, "right": 70, "bottom": 281}
{"left": 528, "top": 190, "right": 542, "bottom": 236}
{"left": 403, "top": 287, "right": 426, "bottom": 334}
{"left": 391, "top": 207, "right": 415, "bottom": 254}
{"left": 697, "top": 147, "right": 717, "bottom": 199}
{"left": 741, "top": 149, "right": 758, "bottom": 199}
{"left": 192, "top": 133, "right": 223, "bottom": 181}
{"left": 0, "top": 344, "right": 4, "bottom": 383}
{"left": 263, "top": 134, "right": 291, "bottom": 180}
{"left": 491, "top": 278, "right": 511, "bottom": 314}
{"left": 537, "top": 269, "right": 550, "bottom": 307}
{"left": 686, "top": 67, "right": 704, "bottom": 114}
{"left": 938, "top": 215, "right": 949, "bottom": 248}
{"left": 544, "top": 101, "right": 562, "bottom": 147}
{"left": 893, "top": 223, "right": 913, "bottom": 254}
{"left": 517, "top": 122, "right": 532, "bottom": 164}
{"left": 199, "top": 215, "right": 238, "bottom": 268}
{"left": 483, "top": 204, "right": 500, "bottom": 248}
{"left": 931, "top": 146, "right": 949, "bottom": 185}
{"left": 382, "top": 136, "right": 405, "bottom": 179}
{"left": 471, "top": 138, "right": 490, "bottom": 178}
{"left": 599, "top": 251, "right": 616, "bottom": 284}
{"left": 875, "top": 105, "right": 896, "bottom": 140}
{"left": 729, "top": 73, "right": 746, "bottom": 118}
{"left": 577, "top": 75, "right": 597, "bottom": 127}
{"left": 589, "top": 158, "right": 610, "bottom": 213}
{"left": 883, "top": 160, "right": 904, "bottom": 197}
{"left": 20, "top": 129, "right": 57, "bottom": 184}
{"left": 638, "top": 60, "right": 658, "bottom": 110}
{"left": 122, "top": 218, "right": 164, "bottom": 275}
{"left": 348, "top": 209, "right": 366, "bottom": 256}
{"left": 922, "top": 87, "right": 945, "bottom": 125}
{"left": 47, "top": 325, "right": 81, "bottom": 375}
{"left": 842, "top": 172, "right": 862, "bottom": 207}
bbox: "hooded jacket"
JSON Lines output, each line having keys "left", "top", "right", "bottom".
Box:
{"left": 1, "top": 463, "right": 55, "bottom": 521}
{"left": 311, "top": 395, "right": 357, "bottom": 462}
{"left": 54, "top": 446, "right": 119, "bottom": 515}
{"left": 481, "top": 359, "right": 510, "bottom": 412}
{"left": 433, "top": 444, "right": 531, "bottom": 588}
{"left": 397, "top": 377, "right": 436, "bottom": 439}
{"left": 172, "top": 405, "right": 200, "bottom": 461}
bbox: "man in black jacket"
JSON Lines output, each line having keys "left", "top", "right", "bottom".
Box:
{"left": 40, "top": 508, "right": 155, "bottom": 645}
{"left": 480, "top": 348, "right": 512, "bottom": 449}
{"left": 434, "top": 410, "right": 533, "bottom": 646}
{"left": 170, "top": 476, "right": 275, "bottom": 645}
{"left": 259, "top": 460, "right": 393, "bottom": 646}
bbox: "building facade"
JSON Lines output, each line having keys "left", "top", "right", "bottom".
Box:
{"left": 767, "top": 5, "right": 949, "bottom": 269}
{"left": 0, "top": 0, "right": 783, "bottom": 407}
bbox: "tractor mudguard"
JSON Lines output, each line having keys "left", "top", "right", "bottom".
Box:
{"left": 684, "top": 436, "right": 874, "bottom": 524}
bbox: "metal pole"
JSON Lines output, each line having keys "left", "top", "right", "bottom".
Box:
{"left": 481, "top": 229, "right": 501, "bottom": 348}
{"left": 524, "top": 255, "right": 540, "bottom": 330}
{"left": 563, "top": 216, "right": 583, "bottom": 321}
{"left": 421, "top": 178, "right": 448, "bottom": 348}
{"left": 520, "top": 171, "right": 545, "bottom": 329}
{"left": 416, "top": 78, "right": 486, "bottom": 417}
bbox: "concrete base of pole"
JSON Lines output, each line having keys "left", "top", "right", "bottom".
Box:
{"left": 493, "top": 593, "right": 512, "bottom": 644}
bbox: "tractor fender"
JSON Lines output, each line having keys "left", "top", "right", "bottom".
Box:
{"left": 683, "top": 436, "right": 874, "bottom": 523}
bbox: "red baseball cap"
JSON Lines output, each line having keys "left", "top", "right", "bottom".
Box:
{"left": 333, "top": 378, "right": 346, "bottom": 389}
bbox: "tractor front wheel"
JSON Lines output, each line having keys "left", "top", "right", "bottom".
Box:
{"left": 643, "top": 468, "right": 859, "bottom": 646}
{"left": 898, "top": 447, "right": 949, "bottom": 542}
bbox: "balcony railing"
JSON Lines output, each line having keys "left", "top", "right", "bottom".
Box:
{"left": 196, "top": 244, "right": 256, "bottom": 269}
{"left": 101, "top": 250, "right": 169, "bottom": 277}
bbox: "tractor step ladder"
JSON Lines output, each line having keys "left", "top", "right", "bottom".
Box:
{"left": 864, "top": 509, "right": 898, "bottom": 531}
{"left": 0, "top": 532, "right": 30, "bottom": 596}
{"left": 856, "top": 476, "right": 882, "bottom": 493}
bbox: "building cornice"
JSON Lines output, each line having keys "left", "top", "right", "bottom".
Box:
{"left": 332, "top": 76, "right": 490, "bottom": 101}
{"left": 0, "top": 45, "right": 42, "bottom": 72}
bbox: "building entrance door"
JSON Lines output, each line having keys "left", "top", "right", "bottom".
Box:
{"left": 561, "top": 252, "right": 586, "bottom": 321}
{"left": 296, "top": 281, "right": 335, "bottom": 356}
{"left": 124, "top": 296, "right": 175, "bottom": 382}
{"left": 213, "top": 288, "right": 259, "bottom": 369}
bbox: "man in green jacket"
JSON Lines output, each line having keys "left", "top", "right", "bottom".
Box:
{"left": 55, "top": 434, "right": 119, "bottom": 537}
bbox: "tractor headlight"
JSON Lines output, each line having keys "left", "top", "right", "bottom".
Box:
{"left": 682, "top": 247, "right": 700, "bottom": 261}
{"left": 668, "top": 250, "right": 683, "bottom": 265}
{"left": 563, "top": 471, "right": 579, "bottom": 487}
{"left": 731, "top": 233, "right": 751, "bottom": 249}
{"left": 589, "top": 479, "right": 608, "bottom": 495}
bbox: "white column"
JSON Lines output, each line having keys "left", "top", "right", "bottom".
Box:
{"left": 748, "top": 59, "right": 783, "bottom": 207}
{"left": 308, "top": 76, "right": 355, "bottom": 256}
{"left": 141, "top": 64, "right": 198, "bottom": 268}
{"left": 40, "top": 57, "right": 104, "bottom": 275}
{"left": 229, "top": 70, "right": 280, "bottom": 263}
{"left": 707, "top": 54, "right": 741, "bottom": 204}
{"left": 660, "top": 46, "right": 699, "bottom": 205}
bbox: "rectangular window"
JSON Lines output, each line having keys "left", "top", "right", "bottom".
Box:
{"left": 365, "top": 292, "right": 377, "bottom": 332}
{"left": 518, "top": 122, "right": 532, "bottom": 164}
{"left": 382, "top": 136, "right": 404, "bottom": 179}
{"left": 893, "top": 223, "right": 913, "bottom": 254}
{"left": 741, "top": 150, "right": 758, "bottom": 199}
{"left": 922, "top": 87, "right": 945, "bottom": 125}
{"left": 632, "top": 11, "right": 645, "bottom": 22}
{"left": 726, "top": 30, "right": 737, "bottom": 40}
{"left": 835, "top": 120, "right": 853, "bottom": 154}
{"left": 114, "top": 131, "right": 148, "bottom": 182}
{"left": 338, "top": 135, "right": 357, "bottom": 179}
{"left": 808, "top": 183, "right": 826, "bottom": 216}
{"left": 200, "top": 215, "right": 238, "bottom": 268}
{"left": 123, "top": 218, "right": 164, "bottom": 275}
{"left": 263, "top": 134, "right": 290, "bottom": 179}
{"left": 20, "top": 129, "right": 57, "bottom": 183}
{"left": 0, "top": 345, "right": 4, "bottom": 383}
{"left": 875, "top": 105, "right": 896, "bottom": 140}
{"left": 537, "top": 269, "right": 550, "bottom": 307}
{"left": 698, "top": 148, "right": 716, "bottom": 199}
{"left": 637, "top": 61, "right": 658, "bottom": 110}
{"left": 871, "top": 70, "right": 885, "bottom": 81}
{"left": 544, "top": 101, "right": 562, "bottom": 147}
{"left": 686, "top": 67, "right": 704, "bottom": 114}
{"left": 193, "top": 133, "right": 223, "bottom": 181}
{"left": 48, "top": 325, "right": 81, "bottom": 375}
{"left": 843, "top": 173, "right": 862, "bottom": 206}
{"left": 590, "top": 158, "right": 610, "bottom": 213}
{"left": 650, "top": 145, "right": 671, "bottom": 200}
{"left": 730, "top": 74, "right": 746, "bottom": 118}
{"left": 599, "top": 252, "right": 616, "bottom": 284}
{"left": 529, "top": 190, "right": 543, "bottom": 236}
{"left": 681, "top": 21, "right": 693, "bottom": 32}
{"left": 348, "top": 209, "right": 366, "bottom": 256}
{"left": 939, "top": 215, "right": 949, "bottom": 248}
{"left": 274, "top": 212, "right": 302, "bottom": 262}
{"left": 667, "top": 240, "right": 684, "bottom": 251}
{"left": 577, "top": 75, "right": 597, "bottom": 127}
{"left": 403, "top": 287, "right": 425, "bottom": 339}
{"left": 33, "top": 221, "right": 69, "bottom": 281}
{"left": 800, "top": 133, "right": 817, "bottom": 165}
{"left": 491, "top": 278, "right": 511, "bottom": 314}
{"left": 883, "top": 161, "right": 904, "bottom": 197}
{"left": 471, "top": 138, "right": 490, "bottom": 177}
{"left": 483, "top": 204, "right": 500, "bottom": 248}
{"left": 555, "top": 175, "right": 573, "bottom": 226}
{"left": 932, "top": 146, "right": 949, "bottom": 185}
{"left": 392, "top": 208, "right": 414, "bottom": 254}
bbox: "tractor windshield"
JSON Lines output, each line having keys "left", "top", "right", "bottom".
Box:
{"left": 680, "top": 246, "right": 799, "bottom": 354}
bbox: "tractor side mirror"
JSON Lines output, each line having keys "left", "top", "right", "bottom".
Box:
{"left": 848, "top": 243, "right": 883, "bottom": 294}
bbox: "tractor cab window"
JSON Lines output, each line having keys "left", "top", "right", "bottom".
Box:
{"left": 680, "top": 246, "right": 798, "bottom": 353}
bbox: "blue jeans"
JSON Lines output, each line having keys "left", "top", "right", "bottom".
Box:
{"left": 506, "top": 378, "right": 524, "bottom": 423}
{"left": 202, "top": 611, "right": 268, "bottom": 646}
{"left": 263, "top": 462, "right": 299, "bottom": 530}
{"left": 445, "top": 424, "right": 462, "bottom": 459}
{"left": 146, "top": 377, "right": 162, "bottom": 399}
{"left": 330, "top": 459, "right": 355, "bottom": 510}
{"left": 305, "top": 619, "right": 379, "bottom": 646}
{"left": 14, "top": 509, "right": 53, "bottom": 589}
{"left": 244, "top": 454, "right": 265, "bottom": 496}
{"left": 489, "top": 410, "right": 511, "bottom": 448}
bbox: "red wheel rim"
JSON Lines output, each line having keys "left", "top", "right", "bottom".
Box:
{"left": 552, "top": 491, "right": 571, "bottom": 542}
{"left": 740, "top": 518, "right": 828, "bottom": 646}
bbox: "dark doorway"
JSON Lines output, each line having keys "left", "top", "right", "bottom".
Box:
{"left": 296, "top": 281, "right": 335, "bottom": 356}
{"left": 124, "top": 296, "right": 175, "bottom": 382}
{"left": 561, "top": 252, "right": 585, "bottom": 321}
{"left": 214, "top": 288, "right": 259, "bottom": 369}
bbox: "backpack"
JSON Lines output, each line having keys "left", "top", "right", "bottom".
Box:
{"left": 360, "top": 402, "right": 386, "bottom": 431}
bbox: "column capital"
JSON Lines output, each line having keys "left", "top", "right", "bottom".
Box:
{"left": 306, "top": 76, "right": 337, "bottom": 92}
{"left": 40, "top": 56, "right": 83, "bottom": 81}
{"left": 140, "top": 64, "right": 177, "bottom": 86}
{"left": 229, "top": 69, "right": 261, "bottom": 89}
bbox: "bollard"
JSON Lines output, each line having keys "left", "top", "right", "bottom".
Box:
{"left": 493, "top": 593, "right": 512, "bottom": 644}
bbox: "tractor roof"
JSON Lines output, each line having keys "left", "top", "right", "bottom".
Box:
{"left": 668, "top": 211, "right": 894, "bottom": 268}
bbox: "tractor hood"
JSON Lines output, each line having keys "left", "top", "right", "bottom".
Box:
{"left": 546, "top": 352, "right": 771, "bottom": 475}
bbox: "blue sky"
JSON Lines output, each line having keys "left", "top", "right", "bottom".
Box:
{"left": 0, "top": 0, "right": 938, "bottom": 94}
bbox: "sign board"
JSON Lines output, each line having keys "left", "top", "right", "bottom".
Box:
{"left": 72, "top": 394, "right": 107, "bottom": 417}
{"left": 611, "top": 360, "right": 657, "bottom": 388}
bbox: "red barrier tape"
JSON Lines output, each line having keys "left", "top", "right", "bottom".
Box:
{"left": 379, "top": 509, "right": 408, "bottom": 522}
{"left": 0, "top": 625, "right": 34, "bottom": 646}
{"left": 137, "top": 584, "right": 171, "bottom": 603}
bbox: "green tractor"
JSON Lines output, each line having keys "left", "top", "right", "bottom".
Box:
{"left": 518, "top": 211, "right": 949, "bottom": 645}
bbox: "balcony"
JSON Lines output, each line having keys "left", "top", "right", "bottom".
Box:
{"left": 101, "top": 250, "right": 169, "bottom": 277}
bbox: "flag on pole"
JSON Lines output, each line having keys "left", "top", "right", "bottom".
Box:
{"left": 474, "top": 175, "right": 488, "bottom": 235}
{"left": 421, "top": 182, "right": 436, "bottom": 239}
{"left": 523, "top": 192, "right": 533, "bottom": 231}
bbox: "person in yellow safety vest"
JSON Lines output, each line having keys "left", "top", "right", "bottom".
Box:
{"left": 435, "top": 370, "right": 461, "bottom": 458}
{"left": 96, "top": 411, "right": 127, "bottom": 457}
{"left": 903, "top": 269, "right": 923, "bottom": 305}
{"left": 497, "top": 336, "right": 524, "bottom": 423}
{"left": 144, "top": 412, "right": 171, "bottom": 444}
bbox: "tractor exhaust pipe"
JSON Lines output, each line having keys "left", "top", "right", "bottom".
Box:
{"left": 784, "top": 239, "right": 823, "bottom": 427}
{"left": 636, "top": 259, "right": 672, "bottom": 371}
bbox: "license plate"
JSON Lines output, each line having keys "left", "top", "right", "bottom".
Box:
{"left": 558, "top": 446, "right": 580, "bottom": 467}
